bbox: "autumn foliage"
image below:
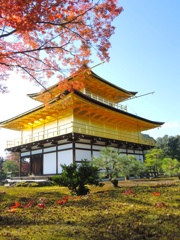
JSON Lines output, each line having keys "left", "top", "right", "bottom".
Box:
{"left": 0, "top": 0, "right": 123, "bottom": 93}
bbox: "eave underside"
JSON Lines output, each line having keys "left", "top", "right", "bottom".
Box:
{"left": 72, "top": 93, "right": 163, "bottom": 131}
{"left": 0, "top": 92, "right": 163, "bottom": 132}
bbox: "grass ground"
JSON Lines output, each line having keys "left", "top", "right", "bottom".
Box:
{"left": 0, "top": 178, "right": 180, "bottom": 240}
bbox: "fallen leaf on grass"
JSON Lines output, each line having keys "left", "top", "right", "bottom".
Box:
{"left": 11, "top": 202, "right": 20, "bottom": 209}
{"left": 24, "top": 201, "right": 34, "bottom": 208}
{"left": 152, "top": 192, "right": 161, "bottom": 196}
{"left": 57, "top": 196, "right": 69, "bottom": 205}
{"left": 154, "top": 202, "right": 166, "bottom": 208}
{"left": 37, "top": 203, "right": 45, "bottom": 209}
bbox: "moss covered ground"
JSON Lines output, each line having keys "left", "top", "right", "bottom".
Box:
{"left": 0, "top": 178, "right": 180, "bottom": 240}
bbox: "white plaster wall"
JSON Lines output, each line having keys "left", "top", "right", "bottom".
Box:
{"left": 76, "top": 149, "right": 91, "bottom": 161}
{"left": 92, "top": 151, "right": 101, "bottom": 158}
{"left": 135, "top": 155, "right": 144, "bottom": 162}
{"left": 58, "top": 150, "right": 73, "bottom": 173}
{"left": 43, "top": 152, "right": 56, "bottom": 174}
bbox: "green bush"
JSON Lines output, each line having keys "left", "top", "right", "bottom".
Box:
{"left": 0, "top": 172, "right": 6, "bottom": 182}
{"left": 50, "top": 175, "right": 62, "bottom": 186}
{"left": 51, "top": 160, "right": 103, "bottom": 195}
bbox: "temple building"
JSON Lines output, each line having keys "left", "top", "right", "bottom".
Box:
{"left": 0, "top": 66, "right": 164, "bottom": 176}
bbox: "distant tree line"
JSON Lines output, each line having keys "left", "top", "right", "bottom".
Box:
{"left": 145, "top": 135, "right": 180, "bottom": 178}
{"left": 155, "top": 135, "right": 180, "bottom": 161}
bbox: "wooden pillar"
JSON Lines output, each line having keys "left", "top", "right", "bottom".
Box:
{"left": 56, "top": 145, "right": 58, "bottom": 174}
{"left": 19, "top": 153, "right": 21, "bottom": 177}
{"left": 72, "top": 139, "right": 76, "bottom": 163}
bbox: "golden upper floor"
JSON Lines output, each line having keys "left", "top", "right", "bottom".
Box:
{"left": 27, "top": 65, "right": 137, "bottom": 104}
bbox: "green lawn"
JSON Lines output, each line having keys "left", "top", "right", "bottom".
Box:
{"left": 0, "top": 178, "right": 180, "bottom": 240}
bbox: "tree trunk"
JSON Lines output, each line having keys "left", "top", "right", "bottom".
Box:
{"left": 125, "top": 176, "right": 129, "bottom": 181}
{"left": 111, "top": 179, "right": 118, "bottom": 187}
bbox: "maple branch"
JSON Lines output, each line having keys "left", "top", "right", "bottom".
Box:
{"left": 37, "top": 2, "right": 97, "bottom": 27}
{"left": 64, "top": 25, "right": 91, "bottom": 45}
{"left": 21, "top": 53, "right": 59, "bottom": 71}
{"left": 14, "top": 63, "right": 48, "bottom": 91}
{"left": 0, "top": 24, "right": 6, "bottom": 36}
{"left": 2, "top": 36, "right": 76, "bottom": 58}
{"left": 0, "top": 29, "right": 17, "bottom": 38}
{"left": 62, "top": 25, "right": 99, "bottom": 54}
{"left": 0, "top": 0, "right": 122, "bottom": 93}
{"left": 1, "top": 54, "right": 51, "bottom": 73}
{"left": 0, "top": 54, "right": 50, "bottom": 83}
{"left": 37, "top": 31, "right": 71, "bottom": 50}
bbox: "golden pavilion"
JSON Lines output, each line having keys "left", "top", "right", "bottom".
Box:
{"left": 0, "top": 66, "right": 164, "bottom": 176}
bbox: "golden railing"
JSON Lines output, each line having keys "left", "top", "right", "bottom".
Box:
{"left": 6, "top": 121, "right": 155, "bottom": 148}
{"left": 83, "top": 89, "right": 127, "bottom": 111}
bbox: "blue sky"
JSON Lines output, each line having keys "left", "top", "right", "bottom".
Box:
{"left": 0, "top": 0, "right": 180, "bottom": 156}
{"left": 95, "top": 0, "right": 180, "bottom": 138}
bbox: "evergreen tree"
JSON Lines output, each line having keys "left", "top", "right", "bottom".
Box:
{"left": 161, "top": 158, "right": 180, "bottom": 179}
{"left": 145, "top": 148, "right": 164, "bottom": 175}
{"left": 155, "top": 135, "right": 180, "bottom": 161}
{"left": 93, "top": 147, "right": 145, "bottom": 186}
{"left": 51, "top": 160, "right": 103, "bottom": 195}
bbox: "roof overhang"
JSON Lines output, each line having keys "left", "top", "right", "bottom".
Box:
{"left": 27, "top": 66, "right": 137, "bottom": 103}
{"left": 0, "top": 90, "right": 164, "bottom": 132}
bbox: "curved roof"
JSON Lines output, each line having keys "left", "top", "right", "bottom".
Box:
{"left": 0, "top": 90, "right": 164, "bottom": 131}
{"left": 27, "top": 66, "right": 137, "bottom": 103}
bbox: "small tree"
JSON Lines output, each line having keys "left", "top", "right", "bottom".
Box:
{"left": 116, "top": 155, "right": 145, "bottom": 181}
{"left": 0, "top": 171, "right": 6, "bottom": 182}
{"left": 0, "top": 157, "right": 4, "bottom": 172}
{"left": 92, "top": 147, "right": 145, "bottom": 186}
{"left": 92, "top": 147, "right": 120, "bottom": 186}
{"left": 145, "top": 148, "right": 164, "bottom": 175}
{"left": 161, "top": 158, "right": 180, "bottom": 179}
{"left": 2, "top": 160, "right": 19, "bottom": 177}
{"left": 52, "top": 160, "right": 103, "bottom": 195}
{"left": 0, "top": 157, "right": 6, "bottom": 181}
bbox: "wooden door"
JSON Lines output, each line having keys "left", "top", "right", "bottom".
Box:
{"left": 31, "top": 154, "right": 43, "bottom": 175}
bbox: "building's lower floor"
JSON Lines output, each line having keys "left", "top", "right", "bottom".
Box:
{"left": 7, "top": 133, "right": 152, "bottom": 177}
